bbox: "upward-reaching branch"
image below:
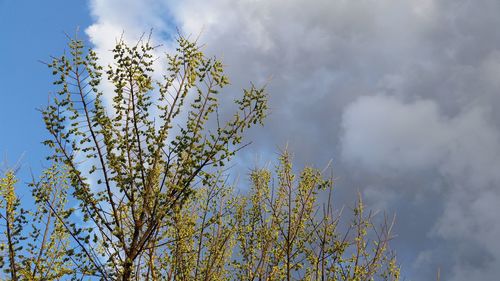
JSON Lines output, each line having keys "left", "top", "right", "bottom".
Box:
{"left": 41, "top": 34, "right": 267, "bottom": 279}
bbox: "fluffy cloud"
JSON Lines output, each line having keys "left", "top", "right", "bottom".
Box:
{"left": 341, "top": 96, "right": 449, "bottom": 172}
{"left": 86, "top": 0, "right": 500, "bottom": 279}
{"left": 341, "top": 95, "right": 500, "bottom": 278}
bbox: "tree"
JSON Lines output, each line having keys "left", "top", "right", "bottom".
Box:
{"left": 0, "top": 35, "right": 400, "bottom": 280}
{"left": 0, "top": 165, "right": 73, "bottom": 280}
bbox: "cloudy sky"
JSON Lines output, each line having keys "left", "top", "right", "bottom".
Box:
{"left": 2, "top": 0, "right": 500, "bottom": 279}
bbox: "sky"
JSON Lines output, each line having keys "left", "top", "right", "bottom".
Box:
{"left": 2, "top": 0, "right": 500, "bottom": 280}
{"left": 0, "top": 0, "right": 92, "bottom": 177}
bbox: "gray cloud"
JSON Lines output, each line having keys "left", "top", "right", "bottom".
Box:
{"left": 341, "top": 95, "right": 500, "bottom": 279}
{"left": 86, "top": 0, "right": 500, "bottom": 279}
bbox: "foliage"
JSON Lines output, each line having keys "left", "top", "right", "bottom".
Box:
{"left": 0, "top": 35, "right": 399, "bottom": 280}
{"left": 228, "top": 152, "right": 400, "bottom": 281}
{"left": 0, "top": 165, "right": 73, "bottom": 280}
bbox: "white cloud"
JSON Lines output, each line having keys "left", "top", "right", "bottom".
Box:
{"left": 85, "top": 0, "right": 500, "bottom": 279}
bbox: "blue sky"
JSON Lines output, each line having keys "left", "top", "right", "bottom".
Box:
{"left": 0, "top": 0, "right": 91, "bottom": 178}
{"left": 3, "top": 1, "right": 500, "bottom": 280}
